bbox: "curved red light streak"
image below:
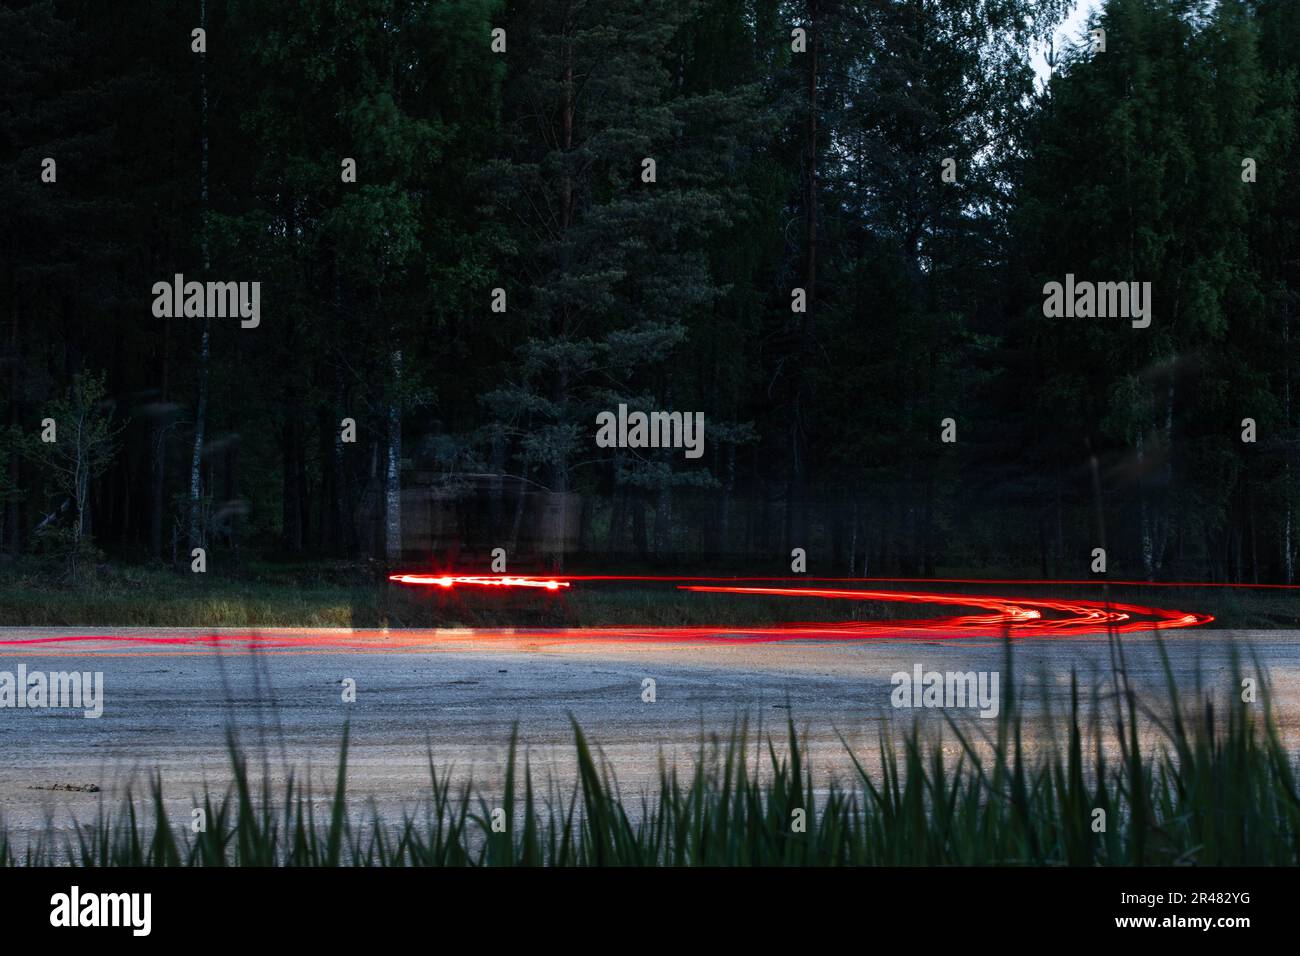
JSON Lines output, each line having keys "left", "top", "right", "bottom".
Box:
{"left": 0, "top": 574, "right": 1215, "bottom": 656}
{"left": 387, "top": 573, "right": 1214, "bottom": 639}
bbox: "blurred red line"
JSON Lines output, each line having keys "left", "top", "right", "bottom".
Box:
{"left": 0, "top": 575, "right": 1216, "bottom": 655}
{"left": 389, "top": 573, "right": 568, "bottom": 591}
{"left": 409, "top": 574, "right": 1296, "bottom": 589}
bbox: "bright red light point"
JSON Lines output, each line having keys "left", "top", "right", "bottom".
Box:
{"left": 389, "top": 573, "right": 570, "bottom": 592}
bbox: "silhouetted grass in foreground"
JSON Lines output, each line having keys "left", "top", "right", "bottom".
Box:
{"left": 2, "top": 643, "right": 1298, "bottom": 866}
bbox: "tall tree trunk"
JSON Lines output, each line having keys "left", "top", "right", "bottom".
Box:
{"left": 1054, "top": 459, "right": 1065, "bottom": 574}
{"left": 384, "top": 349, "right": 402, "bottom": 562}
{"left": 188, "top": 319, "right": 209, "bottom": 554}
{"left": 281, "top": 421, "right": 302, "bottom": 552}
{"left": 367, "top": 441, "right": 381, "bottom": 556}
{"left": 508, "top": 468, "right": 528, "bottom": 557}
{"left": 632, "top": 491, "right": 648, "bottom": 559}
{"left": 717, "top": 441, "right": 735, "bottom": 555}
{"left": 654, "top": 451, "right": 671, "bottom": 558}
{"left": 299, "top": 432, "right": 311, "bottom": 550}
{"left": 333, "top": 378, "right": 349, "bottom": 555}
{"left": 149, "top": 314, "right": 169, "bottom": 559}
{"left": 319, "top": 404, "right": 336, "bottom": 551}
{"left": 787, "top": 0, "right": 818, "bottom": 554}
{"left": 224, "top": 438, "right": 240, "bottom": 566}
{"left": 74, "top": 407, "right": 90, "bottom": 543}
{"left": 849, "top": 501, "right": 858, "bottom": 575}
{"left": 489, "top": 428, "right": 505, "bottom": 542}
{"left": 1137, "top": 429, "right": 1153, "bottom": 580}
{"left": 608, "top": 452, "right": 625, "bottom": 554}
{"left": 1285, "top": 303, "right": 1295, "bottom": 582}
{"left": 1153, "top": 379, "right": 1174, "bottom": 573}
{"left": 5, "top": 288, "right": 21, "bottom": 552}
{"left": 187, "top": 0, "right": 210, "bottom": 557}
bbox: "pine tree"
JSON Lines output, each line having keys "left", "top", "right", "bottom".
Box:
{"left": 481, "top": 0, "right": 763, "bottom": 562}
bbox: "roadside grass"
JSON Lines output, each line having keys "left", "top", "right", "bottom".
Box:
{"left": 3, "top": 640, "right": 1297, "bottom": 866}
{"left": 0, "top": 559, "right": 1296, "bottom": 628}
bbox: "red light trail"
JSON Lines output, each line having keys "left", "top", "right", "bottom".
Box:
{"left": 387, "top": 573, "right": 1216, "bottom": 639}
{"left": 0, "top": 573, "right": 1224, "bottom": 656}
{"left": 388, "top": 573, "right": 569, "bottom": 591}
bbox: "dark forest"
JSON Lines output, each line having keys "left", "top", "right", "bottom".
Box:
{"left": 3, "top": 0, "right": 1298, "bottom": 585}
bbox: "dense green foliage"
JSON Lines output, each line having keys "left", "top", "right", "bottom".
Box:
{"left": 2, "top": 0, "right": 1297, "bottom": 582}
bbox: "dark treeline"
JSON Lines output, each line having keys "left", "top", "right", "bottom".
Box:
{"left": 1, "top": 0, "right": 1297, "bottom": 582}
